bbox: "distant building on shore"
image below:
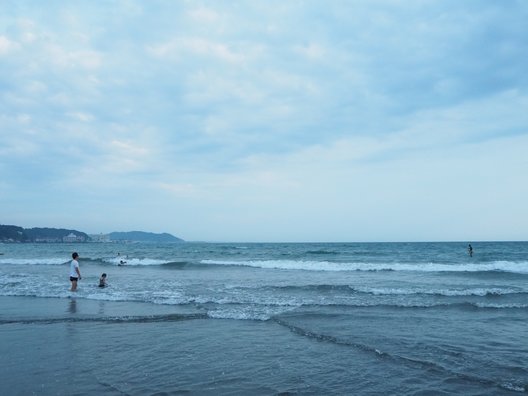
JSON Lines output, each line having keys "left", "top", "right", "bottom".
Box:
{"left": 1, "top": 224, "right": 90, "bottom": 243}
{"left": 62, "top": 233, "right": 86, "bottom": 243}
{"left": 89, "top": 233, "right": 110, "bottom": 242}
{"left": 35, "top": 237, "right": 62, "bottom": 243}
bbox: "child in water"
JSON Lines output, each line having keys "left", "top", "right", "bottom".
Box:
{"left": 99, "top": 273, "right": 107, "bottom": 288}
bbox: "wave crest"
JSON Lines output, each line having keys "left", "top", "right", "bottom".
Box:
{"left": 200, "top": 259, "right": 528, "bottom": 274}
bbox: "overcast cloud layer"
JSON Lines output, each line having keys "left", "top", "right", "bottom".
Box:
{"left": 1, "top": 1, "right": 527, "bottom": 242}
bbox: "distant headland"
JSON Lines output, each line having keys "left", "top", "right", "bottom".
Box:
{"left": 0, "top": 224, "right": 183, "bottom": 243}
{"left": 94, "top": 231, "right": 184, "bottom": 243}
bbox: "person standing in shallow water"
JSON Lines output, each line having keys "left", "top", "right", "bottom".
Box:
{"left": 99, "top": 273, "right": 107, "bottom": 288}
{"left": 468, "top": 244, "right": 473, "bottom": 257}
{"left": 70, "top": 252, "right": 82, "bottom": 291}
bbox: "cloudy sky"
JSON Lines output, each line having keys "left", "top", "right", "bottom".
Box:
{"left": 1, "top": 1, "right": 527, "bottom": 242}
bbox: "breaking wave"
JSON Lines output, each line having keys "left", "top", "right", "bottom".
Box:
{"left": 199, "top": 259, "right": 528, "bottom": 274}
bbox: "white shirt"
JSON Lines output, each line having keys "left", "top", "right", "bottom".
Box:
{"left": 70, "top": 259, "right": 80, "bottom": 277}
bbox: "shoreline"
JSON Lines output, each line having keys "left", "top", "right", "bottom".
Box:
{"left": 1, "top": 294, "right": 526, "bottom": 394}
{"left": 0, "top": 295, "right": 204, "bottom": 322}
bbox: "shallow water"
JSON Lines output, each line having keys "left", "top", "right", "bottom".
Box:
{"left": 1, "top": 241, "right": 527, "bottom": 394}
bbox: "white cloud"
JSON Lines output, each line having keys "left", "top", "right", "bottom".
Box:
{"left": 67, "top": 112, "right": 95, "bottom": 122}
{"left": 188, "top": 6, "right": 221, "bottom": 24}
{"left": 294, "top": 42, "right": 326, "bottom": 60}
{"left": 148, "top": 37, "right": 246, "bottom": 64}
{"left": 0, "top": 35, "right": 18, "bottom": 55}
{"left": 157, "top": 182, "right": 199, "bottom": 197}
{"left": 1, "top": 0, "right": 527, "bottom": 241}
{"left": 45, "top": 44, "right": 102, "bottom": 70}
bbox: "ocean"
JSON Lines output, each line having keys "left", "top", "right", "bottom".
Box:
{"left": 0, "top": 241, "right": 527, "bottom": 395}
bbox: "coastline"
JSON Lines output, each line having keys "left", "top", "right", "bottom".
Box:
{"left": 0, "top": 296, "right": 218, "bottom": 395}
{"left": 1, "top": 295, "right": 329, "bottom": 395}
{"left": 0, "top": 295, "right": 203, "bottom": 323}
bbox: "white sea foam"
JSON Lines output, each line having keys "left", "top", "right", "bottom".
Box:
{"left": 0, "top": 258, "right": 68, "bottom": 265}
{"left": 102, "top": 257, "right": 171, "bottom": 266}
{"left": 475, "top": 302, "right": 528, "bottom": 309}
{"left": 206, "top": 305, "right": 294, "bottom": 321}
{"left": 200, "top": 259, "right": 528, "bottom": 274}
{"left": 356, "top": 287, "right": 523, "bottom": 296}
{"left": 501, "top": 381, "right": 527, "bottom": 392}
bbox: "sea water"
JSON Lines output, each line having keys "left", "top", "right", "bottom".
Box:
{"left": 0, "top": 241, "right": 527, "bottom": 394}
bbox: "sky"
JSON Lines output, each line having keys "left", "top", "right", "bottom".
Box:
{"left": 1, "top": 0, "right": 527, "bottom": 242}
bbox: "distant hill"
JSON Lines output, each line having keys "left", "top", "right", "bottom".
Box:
{"left": 0, "top": 225, "right": 28, "bottom": 242}
{"left": 0, "top": 224, "right": 183, "bottom": 243}
{"left": 0, "top": 224, "right": 90, "bottom": 243}
{"left": 108, "top": 231, "right": 183, "bottom": 243}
